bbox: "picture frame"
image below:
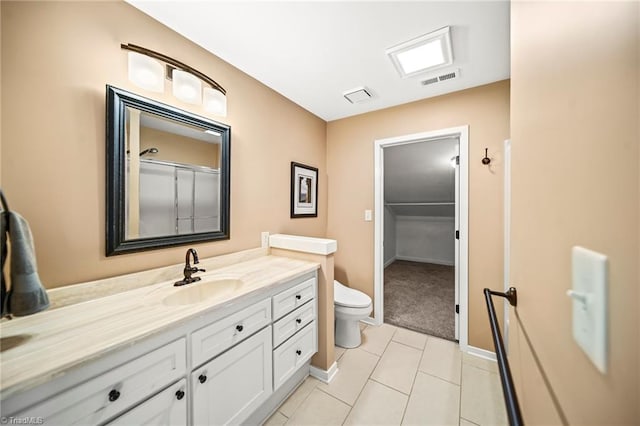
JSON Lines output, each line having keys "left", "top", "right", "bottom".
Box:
{"left": 290, "top": 162, "right": 318, "bottom": 218}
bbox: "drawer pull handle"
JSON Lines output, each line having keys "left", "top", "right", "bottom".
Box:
{"left": 175, "top": 390, "right": 185, "bottom": 400}
{"left": 296, "top": 349, "right": 302, "bottom": 356}
{"left": 236, "top": 324, "right": 244, "bottom": 332}
{"left": 199, "top": 374, "right": 208, "bottom": 384}
{"left": 108, "top": 389, "right": 120, "bottom": 402}
{"left": 296, "top": 318, "right": 302, "bottom": 324}
{"left": 295, "top": 294, "right": 302, "bottom": 300}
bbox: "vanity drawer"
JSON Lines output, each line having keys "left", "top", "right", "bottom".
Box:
{"left": 106, "top": 379, "right": 187, "bottom": 426}
{"left": 13, "top": 339, "right": 186, "bottom": 425}
{"left": 273, "top": 300, "right": 316, "bottom": 348}
{"left": 273, "top": 321, "right": 317, "bottom": 390}
{"left": 191, "top": 298, "right": 271, "bottom": 367}
{"left": 272, "top": 277, "right": 316, "bottom": 320}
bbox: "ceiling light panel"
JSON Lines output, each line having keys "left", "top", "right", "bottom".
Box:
{"left": 387, "top": 26, "right": 453, "bottom": 79}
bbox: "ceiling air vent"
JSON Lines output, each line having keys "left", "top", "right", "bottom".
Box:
{"left": 420, "top": 68, "right": 460, "bottom": 86}
{"left": 343, "top": 87, "right": 373, "bottom": 104}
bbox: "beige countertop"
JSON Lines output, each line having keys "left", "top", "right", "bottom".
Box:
{"left": 0, "top": 254, "right": 319, "bottom": 399}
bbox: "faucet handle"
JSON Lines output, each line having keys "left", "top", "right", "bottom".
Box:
{"left": 196, "top": 268, "right": 206, "bottom": 273}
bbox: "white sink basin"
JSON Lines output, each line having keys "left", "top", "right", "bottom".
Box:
{"left": 161, "top": 278, "right": 244, "bottom": 306}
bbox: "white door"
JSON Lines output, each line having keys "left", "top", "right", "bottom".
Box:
{"left": 192, "top": 327, "right": 272, "bottom": 426}
{"left": 454, "top": 144, "right": 460, "bottom": 341}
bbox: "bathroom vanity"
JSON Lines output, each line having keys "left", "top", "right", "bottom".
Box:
{"left": 0, "top": 255, "right": 319, "bottom": 425}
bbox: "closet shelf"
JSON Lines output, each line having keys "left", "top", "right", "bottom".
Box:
{"left": 385, "top": 202, "right": 454, "bottom": 206}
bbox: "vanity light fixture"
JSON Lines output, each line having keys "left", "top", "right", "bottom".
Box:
{"left": 121, "top": 43, "right": 227, "bottom": 117}
{"left": 386, "top": 26, "right": 453, "bottom": 78}
{"left": 172, "top": 69, "right": 202, "bottom": 105}
{"left": 127, "top": 52, "right": 164, "bottom": 93}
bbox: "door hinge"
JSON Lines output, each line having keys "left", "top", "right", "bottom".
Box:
{"left": 455, "top": 230, "right": 459, "bottom": 240}
{"left": 455, "top": 304, "right": 459, "bottom": 314}
{"left": 456, "top": 155, "right": 460, "bottom": 165}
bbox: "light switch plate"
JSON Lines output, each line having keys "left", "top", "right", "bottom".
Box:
{"left": 364, "top": 210, "right": 372, "bottom": 221}
{"left": 571, "top": 246, "right": 608, "bottom": 373}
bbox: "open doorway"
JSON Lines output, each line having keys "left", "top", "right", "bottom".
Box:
{"left": 373, "top": 126, "right": 469, "bottom": 349}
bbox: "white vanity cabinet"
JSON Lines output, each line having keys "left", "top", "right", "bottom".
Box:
{"left": 2, "top": 270, "right": 318, "bottom": 426}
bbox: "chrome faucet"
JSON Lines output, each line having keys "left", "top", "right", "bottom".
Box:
{"left": 174, "top": 248, "right": 206, "bottom": 286}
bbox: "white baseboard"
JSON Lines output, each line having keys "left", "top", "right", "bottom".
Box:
{"left": 310, "top": 361, "right": 338, "bottom": 384}
{"left": 361, "top": 316, "right": 380, "bottom": 326}
{"left": 466, "top": 345, "right": 497, "bottom": 362}
{"left": 384, "top": 257, "right": 396, "bottom": 268}
{"left": 395, "top": 255, "right": 454, "bottom": 266}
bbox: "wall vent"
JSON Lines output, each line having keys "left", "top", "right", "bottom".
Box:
{"left": 420, "top": 68, "right": 461, "bottom": 86}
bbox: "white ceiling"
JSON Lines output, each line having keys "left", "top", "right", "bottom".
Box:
{"left": 126, "top": 1, "right": 510, "bottom": 121}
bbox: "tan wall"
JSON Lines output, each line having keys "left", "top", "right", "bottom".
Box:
{"left": 139, "top": 126, "right": 220, "bottom": 168}
{"left": 510, "top": 2, "right": 639, "bottom": 424}
{"left": 326, "top": 80, "right": 510, "bottom": 351}
{"left": 0, "top": 1, "right": 326, "bottom": 288}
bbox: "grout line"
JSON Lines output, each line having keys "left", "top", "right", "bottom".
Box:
{"left": 399, "top": 335, "right": 431, "bottom": 424}
{"left": 313, "top": 385, "right": 355, "bottom": 409}
{"left": 460, "top": 416, "right": 481, "bottom": 426}
{"left": 314, "top": 385, "right": 353, "bottom": 407}
{"left": 368, "top": 377, "right": 411, "bottom": 396}
{"left": 389, "top": 338, "right": 427, "bottom": 352}
{"left": 282, "top": 377, "right": 321, "bottom": 421}
{"left": 418, "top": 370, "right": 462, "bottom": 387}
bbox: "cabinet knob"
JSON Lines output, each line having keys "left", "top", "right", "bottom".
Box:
{"left": 296, "top": 349, "right": 302, "bottom": 356}
{"left": 198, "top": 374, "right": 207, "bottom": 384}
{"left": 295, "top": 294, "right": 302, "bottom": 300}
{"left": 296, "top": 318, "right": 302, "bottom": 324}
{"left": 236, "top": 324, "right": 244, "bottom": 332}
{"left": 175, "top": 390, "right": 185, "bottom": 400}
{"left": 108, "top": 389, "right": 121, "bottom": 402}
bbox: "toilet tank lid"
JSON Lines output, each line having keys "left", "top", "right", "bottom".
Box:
{"left": 334, "top": 280, "right": 371, "bottom": 308}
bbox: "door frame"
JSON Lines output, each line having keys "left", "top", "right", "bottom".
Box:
{"left": 503, "top": 139, "right": 512, "bottom": 351}
{"left": 372, "top": 125, "right": 469, "bottom": 351}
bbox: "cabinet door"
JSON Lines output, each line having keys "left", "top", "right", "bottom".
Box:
{"left": 273, "top": 321, "right": 317, "bottom": 390}
{"left": 192, "top": 327, "right": 272, "bottom": 426}
{"left": 106, "top": 379, "right": 187, "bottom": 426}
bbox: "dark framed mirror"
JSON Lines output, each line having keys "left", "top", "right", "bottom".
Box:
{"left": 106, "top": 85, "right": 230, "bottom": 256}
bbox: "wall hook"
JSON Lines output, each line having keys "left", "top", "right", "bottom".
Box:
{"left": 482, "top": 148, "right": 491, "bottom": 165}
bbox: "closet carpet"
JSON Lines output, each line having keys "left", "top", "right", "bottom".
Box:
{"left": 384, "top": 260, "right": 455, "bottom": 341}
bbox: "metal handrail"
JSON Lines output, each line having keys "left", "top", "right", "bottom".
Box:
{"left": 484, "top": 287, "right": 524, "bottom": 426}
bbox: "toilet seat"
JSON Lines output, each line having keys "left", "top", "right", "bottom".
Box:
{"left": 334, "top": 280, "right": 371, "bottom": 308}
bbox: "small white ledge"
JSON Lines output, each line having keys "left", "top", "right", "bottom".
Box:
{"left": 269, "top": 234, "right": 337, "bottom": 255}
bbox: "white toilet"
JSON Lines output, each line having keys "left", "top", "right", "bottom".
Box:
{"left": 334, "top": 280, "right": 373, "bottom": 348}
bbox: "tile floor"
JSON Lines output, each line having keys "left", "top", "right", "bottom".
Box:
{"left": 266, "top": 323, "right": 507, "bottom": 426}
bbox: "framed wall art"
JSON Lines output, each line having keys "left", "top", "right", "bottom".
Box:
{"left": 290, "top": 162, "right": 318, "bottom": 218}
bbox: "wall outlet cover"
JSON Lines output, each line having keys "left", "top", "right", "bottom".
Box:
{"left": 261, "top": 232, "right": 270, "bottom": 248}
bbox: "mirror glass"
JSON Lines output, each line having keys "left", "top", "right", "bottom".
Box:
{"left": 106, "top": 86, "right": 230, "bottom": 255}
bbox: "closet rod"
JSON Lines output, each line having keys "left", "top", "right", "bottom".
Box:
{"left": 385, "top": 202, "right": 454, "bottom": 206}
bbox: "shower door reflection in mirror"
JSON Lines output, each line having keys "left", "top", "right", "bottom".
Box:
{"left": 106, "top": 86, "right": 230, "bottom": 255}
{"left": 127, "top": 109, "right": 221, "bottom": 238}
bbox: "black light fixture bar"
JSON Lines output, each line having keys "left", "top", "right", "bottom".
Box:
{"left": 121, "top": 43, "right": 226, "bottom": 95}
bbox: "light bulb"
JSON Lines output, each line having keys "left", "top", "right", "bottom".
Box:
{"left": 204, "top": 87, "right": 227, "bottom": 117}
{"left": 172, "top": 70, "right": 202, "bottom": 104}
{"left": 128, "top": 52, "right": 164, "bottom": 93}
